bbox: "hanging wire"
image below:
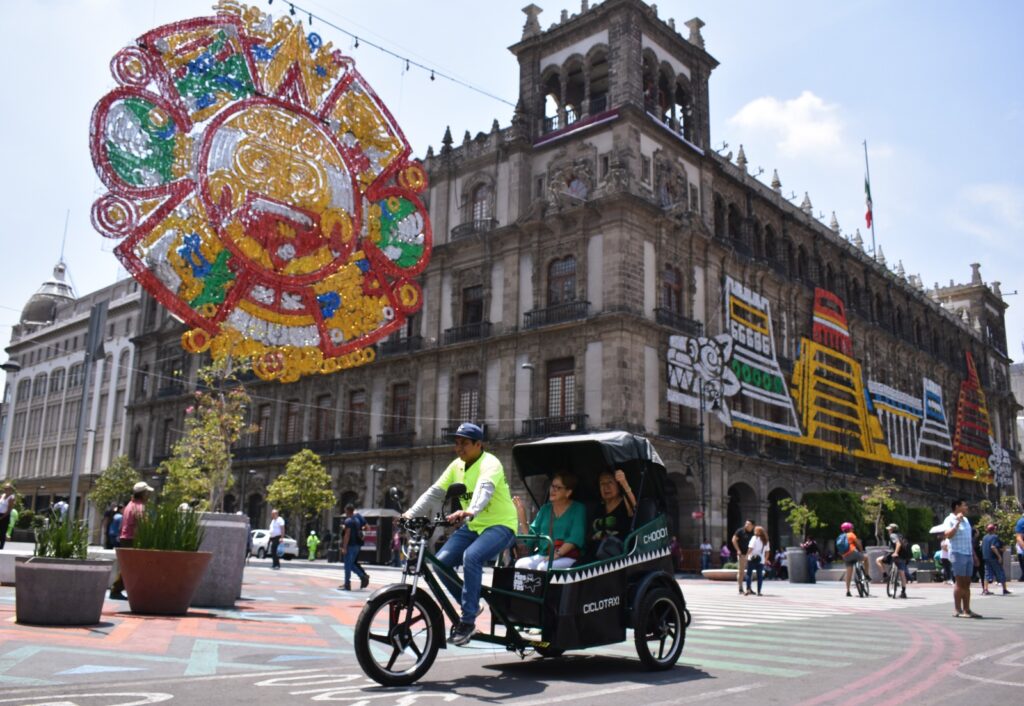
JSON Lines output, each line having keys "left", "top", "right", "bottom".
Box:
{"left": 265, "top": 0, "right": 514, "bottom": 108}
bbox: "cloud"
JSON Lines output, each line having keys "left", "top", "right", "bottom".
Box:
{"left": 949, "top": 183, "right": 1024, "bottom": 247}
{"left": 728, "top": 90, "right": 845, "bottom": 159}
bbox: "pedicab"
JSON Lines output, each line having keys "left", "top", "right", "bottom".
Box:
{"left": 353, "top": 431, "right": 690, "bottom": 686}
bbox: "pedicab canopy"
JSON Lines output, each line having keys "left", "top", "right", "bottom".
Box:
{"left": 511, "top": 431, "right": 667, "bottom": 509}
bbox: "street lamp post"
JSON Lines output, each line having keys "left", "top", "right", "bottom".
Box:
{"left": 369, "top": 465, "right": 386, "bottom": 508}
{"left": 239, "top": 468, "right": 256, "bottom": 518}
{"left": 697, "top": 383, "right": 707, "bottom": 545}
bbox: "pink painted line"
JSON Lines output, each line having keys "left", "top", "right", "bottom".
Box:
{"left": 873, "top": 618, "right": 966, "bottom": 706}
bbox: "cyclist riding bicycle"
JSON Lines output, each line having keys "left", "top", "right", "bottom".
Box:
{"left": 875, "top": 522, "right": 910, "bottom": 598}
{"left": 838, "top": 521, "right": 865, "bottom": 597}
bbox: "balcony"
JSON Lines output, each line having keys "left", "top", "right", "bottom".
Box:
{"left": 520, "top": 414, "right": 588, "bottom": 438}
{"left": 443, "top": 321, "right": 492, "bottom": 345}
{"left": 232, "top": 436, "right": 370, "bottom": 460}
{"left": 378, "top": 335, "right": 423, "bottom": 357}
{"left": 763, "top": 442, "right": 792, "bottom": 463}
{"left": 523, "top": 301, "right": 590, "bottom": 330}
{"left": 451, "top": 218, "right": 499, "bottom": 241}
{"left": 156, "top": 383, "right": 185, "bottom": 399}
{"left": 657, "top": 419, "right": 702, "bottom": 442}
{"left": 588, "top": 95, "right": 608, "bottom": 115}
{"left": 654, "top": 308, "right": 703, "bottom": 336}
{"left": 377, "top": 430, "right": 415, "bottom": 449}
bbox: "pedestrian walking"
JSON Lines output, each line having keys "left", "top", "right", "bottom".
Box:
{"left": 109, "top": 482, "right": 153, "bottom": 599}
{"left": 52, "top": 498, "right": 69, "bottom": 522}
{"left": 339, "top": 504, "right": 369, "bottom": 590}
{"left": 699, "top": 539, "right": 713, "bottom": 571}
{"left": 941, "top": 498, "right": 981, "bottom": 618}
{"left": 744, "top": 525, "right": 770, "bottom": 595}
{"left": 6, "top": 506, "right": 17, "bottom": 541}
{"left": 719, "top": 541, "right": 731, "bottom": 567}
{"left": 0, "top": 484, "right": 15, "bottom": 550}
{"left": 801, "top": 535, "right": 819, "bottom": 583}
{"left": 268, "top": 509, "right": 285, "bottom": 570}
{"left": 108, "top": 506, "right": 123, "bottom": 548}
{"left": 981, "top": 523, "right": 1010, "bottom": 595}
{"left": 972, "top": 526, "right": 988, "bottom": 594}
{"left": 306, "top": 530, "right": 320, "bottom": 561}
{"left": 1015, "top": 512, "right": 1024, "bottom": 583}
{"left": 732, "top": 520, "right": 754, "bottom": 595}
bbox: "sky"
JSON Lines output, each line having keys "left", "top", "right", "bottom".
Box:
{"left": 1, "top": 0, "right": 1023, "bottom": 383}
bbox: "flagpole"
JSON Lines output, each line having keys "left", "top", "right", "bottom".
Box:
{"left": 863, "top": 140, "right": 877, "bottom": 258}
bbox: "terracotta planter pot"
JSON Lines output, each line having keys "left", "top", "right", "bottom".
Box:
{"left": 15, "top": 557, "right": 114, "bottom": 626}
{"left": 115, "top": 548, "right": 213, "bottom": 615}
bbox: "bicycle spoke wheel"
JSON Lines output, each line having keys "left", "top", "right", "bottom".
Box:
{"left": 634, "top": 586, "right": 686, "bottom": 670}
{"left": 355, "top": 586, "right": 441, "bottom": 687}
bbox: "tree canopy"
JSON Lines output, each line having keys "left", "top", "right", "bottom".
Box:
{"left": 89, "top": 455, "right": 141, "bottom": 510}
{"left": 266, "top": 449, "right": 336, "bottom": 536}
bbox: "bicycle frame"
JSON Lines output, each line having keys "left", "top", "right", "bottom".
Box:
{"left": 397, "top": 518, "right": 556, "bottom": 655}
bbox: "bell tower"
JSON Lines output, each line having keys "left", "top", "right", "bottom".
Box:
{"left": 508, "top": 0, "right": 717, "bottom": 147}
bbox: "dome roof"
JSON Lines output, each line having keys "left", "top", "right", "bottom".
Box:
{"left": 20, "top": 261, "right": 75, "bottom": 326}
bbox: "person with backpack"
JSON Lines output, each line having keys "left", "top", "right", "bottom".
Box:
{"left": 981, "top": 523, "right": 1011, "bottom": 595}
{"left": 875, "top": 522, "right": 910, "bottom": 598}
{"left": 837, "top": 521, "right": 865, "bottom": 597}
{"left": 339, "top": 503, "right": 369, "bottom": 591}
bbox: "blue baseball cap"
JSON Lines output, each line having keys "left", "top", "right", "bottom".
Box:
{"left": 453, "top": 422, "right": 484, "bottom": 441}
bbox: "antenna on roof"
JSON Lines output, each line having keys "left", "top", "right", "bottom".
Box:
{"left": 60, "top": 209, "right": 69, "bottom": 263}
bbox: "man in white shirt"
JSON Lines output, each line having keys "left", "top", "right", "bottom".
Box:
{"left": 53, "top": 498, "right": 69, "bottom": 522}
{"left": 0, "top": 484, "right": 15, "bottom": 550}
{"left": 941, "top": 498, "right": 980, "bottom": 619}
{"left": 268, "top": 509, "right": 285, "bottom": 570}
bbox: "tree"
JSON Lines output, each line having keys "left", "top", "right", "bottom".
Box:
{"left": 862, "top": 475, "right": 899, "bottom": 545}
{"left": 778, "top": 498, "right": 822, "bottom": 541}
{"left": 979, "top": 495, "right": 1023, "bottom": 545}
{"left": 163, "top": 359, "right": 255, "bottom": 511}
{"left": 89, "top": 455, "right": 141, "bottom": 510}
{"left": 157, "top": 456, "right": 210, "bottom": 510}
{"left": 803, "top": 490, "right": 864, "bottom": 540}
{"left": 266, "top": 449, "right": 336, "bottom": 543}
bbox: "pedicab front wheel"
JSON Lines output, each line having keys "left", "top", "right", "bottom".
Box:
{"left": 354, "top": 585, "right": 443, "bottom": 687}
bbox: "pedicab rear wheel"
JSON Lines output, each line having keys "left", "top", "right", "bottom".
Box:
{"left": 633, "top": 586, "right": 686, "bottom": 670}
{"left": 354, "top": 585, "right": 442, "bottom": 687}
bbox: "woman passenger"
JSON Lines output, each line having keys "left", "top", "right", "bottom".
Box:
{"left": 589, "top": 469, "right": 638, "bottom": 548}
{"left": 513, "top": 472, "right": 587, "bottom": 570}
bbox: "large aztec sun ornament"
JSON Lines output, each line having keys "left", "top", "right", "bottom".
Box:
{"left": 90, "top": 1, "right": 431, "bottom": 382}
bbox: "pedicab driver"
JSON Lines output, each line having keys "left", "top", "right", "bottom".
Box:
{"left": 403, "top": 422, "right": 517, "bottom": 646}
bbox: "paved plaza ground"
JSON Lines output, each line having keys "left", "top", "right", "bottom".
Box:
{"left": 1, "top": 548, "right": 1022, "bottom": 705}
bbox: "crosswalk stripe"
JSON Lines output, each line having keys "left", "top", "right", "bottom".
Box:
{"left": 683, "top": 632, "right": 900, "bottom": 652}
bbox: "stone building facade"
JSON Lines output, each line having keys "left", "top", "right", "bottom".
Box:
{"left": 0, "top": 264, "right": 141, "bottom": 520}
{"left": 28, "top": 0, "right": 1017, "bottom": 551}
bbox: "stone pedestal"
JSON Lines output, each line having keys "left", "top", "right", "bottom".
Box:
{"left": 191, "top": 512, "right": 248, "bottom": 608}
{"left": 787, "top": 547, "right": 807, "bottom": 583}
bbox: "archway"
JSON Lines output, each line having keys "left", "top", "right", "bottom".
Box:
{"left": 667, "top": 471, "right": 698, "bottom": 549}
{"left": 247, "top": 493, "right": 264, "bottom": 528}
{"left": 727, "top": 482, "right": 757, "bottom": 539}
{"left": 223, "top": 493, "right": 237, "bottom": 514}
{"left": 767, "top": 487, "right": 792, "bottom": 549}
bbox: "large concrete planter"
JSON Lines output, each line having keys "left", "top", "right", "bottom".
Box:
{"left": 865, "top": 546, "right": 888, "bottom": 582}
{"left": 787, "top": 546, "right": 807, "bottom": 583}
{"left": 190, "top": 512, "right": 248, "bottom": 608}
{"left": 116, "top": 548, "right": 212, "bottom": 615}
{"left": 15, "top": 557, "right": 113, "bottom": 626}
{"left": 701, "top": 568, "right": 738, "bottom": 581}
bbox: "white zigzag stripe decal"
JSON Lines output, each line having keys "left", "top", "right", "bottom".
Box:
{"left": 548, "top": 547, "right": 671, "bottom": 585}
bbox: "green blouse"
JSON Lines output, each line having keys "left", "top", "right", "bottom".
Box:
{"left": 528, "top": 501, "right": 587, "bottom": 552}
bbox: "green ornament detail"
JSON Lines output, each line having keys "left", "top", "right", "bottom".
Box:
{"left": 378, "top": 197, "right": 424, "bottom": 268}
{"left": 174, "top": 31, "right": 255, "bottom": 109}
{"left": 190, "top": 250, "right": 236, "bottom": 309}
{"left": 106, "top": 97, "right": 177, "bottom": 186}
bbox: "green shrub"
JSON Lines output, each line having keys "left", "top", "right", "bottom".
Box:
{"left": 722, "top": 562, "right": 738, "bottom": 570}
{"left": 905, "top": 506, "right": 934, "bottom": 543}
{"left": 803, "top": 491, "right": 865, "bottom": 541}
{"left": 33, "top": 516, "right": 89, "bottom": 560}
{"left": 133, "top": 501, "right": 205, "bottom": 551}
{"left": 15, "top": 509, "right": 34, "bottom": 529}
{"left": 885, "top": 501, "right": 910, "bottom": 537}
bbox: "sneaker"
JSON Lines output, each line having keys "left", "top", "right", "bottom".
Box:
{"left": 1002, "top": 589, "right": 1012, "bottom": 595}
{"left": 981, "top": 590, "right": 992, "bottom": 596}
{"left": 900, "top": 590, "right": 907, "bottom": 599}
{"left": 448, "top": 622, "right": 475, "bottom": 646}
{"left": 109, "top": 590, "right": 127, "bottom": 600}
{"left": 338, "top": 584, "right": 351, "bottom": 591}
{"left": 846, "top": 590, "right": 852, "bottom": 597}
{"left": 360, "top": 574, "right": 370, "bottom": 590}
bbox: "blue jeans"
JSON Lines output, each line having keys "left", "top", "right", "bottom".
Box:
{"left": 435, "top": 524, "right": 514, "bottom": 625}
{"left": 344, "top": 545, "right": 368, "bottom": 586}
{"left": 701, "top": 554, "right": 711, "bottom": 570}
{"left": 807, "top": 554, "right": 818, "bottom": 583}
{"left": 745, "top": 557, "right": 764, "bottom": 593}
{"left": 984, "top": 558, "right": 1005, "bottom": 584}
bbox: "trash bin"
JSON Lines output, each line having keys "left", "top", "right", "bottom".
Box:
{"left": 326, "top": 545, "right": 340, "bottom": 563}
{"left": 787, "top": 546, "right": 807, "bottom": 583}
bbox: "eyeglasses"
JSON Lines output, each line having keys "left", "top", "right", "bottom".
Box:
{"left": 550, "top": 484, "right": 566, "bottom": 491}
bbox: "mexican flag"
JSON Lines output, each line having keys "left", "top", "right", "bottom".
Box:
{"left": 864, "top": 176, "right": 873, "bottom": 229}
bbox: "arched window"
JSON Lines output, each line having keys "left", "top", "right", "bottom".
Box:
{"left": 118, "top": 349, "right": 130, "bottom": 381}
{"left": 471, "top": 183, "right": 492, "bottom": 222}
{"left": 662, "top": 264, "right": 683, "bottom": 314}
{"left": 764, "top": 226, "right": 777, "bottom": 262}
{"left": 32, "top": 374, "right": 47, "bottom": 398}
{"left": 713, "top": 195, "right": 725, "bottom": 240}
{"left": 49, "top": 369, "right": 65, "bottom": 395}
{"left": 547, "top": 256, "right": 577, "bottom": 306}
